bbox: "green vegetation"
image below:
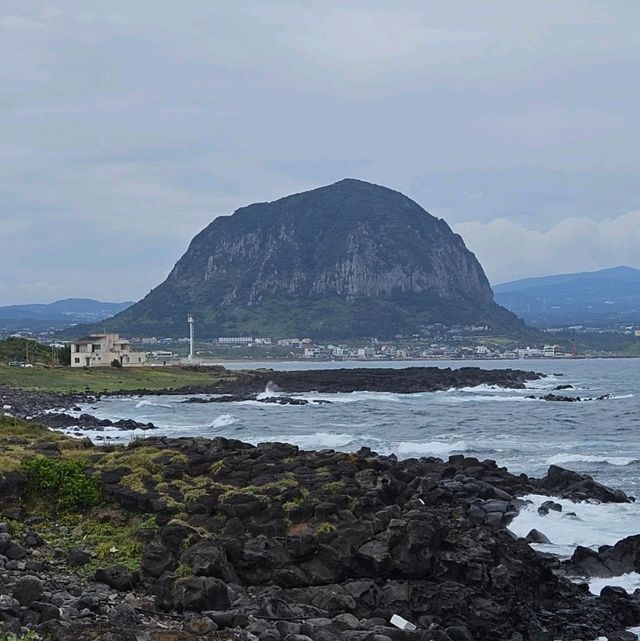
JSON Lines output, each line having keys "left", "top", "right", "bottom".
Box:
{"left": 0, "top": 362, "right": 235, "bottom": 394}
{"left": 0, "top": 337, "right": 55, "bottom": 365}
{"left": 283, "top": 487, "right": 311, "bottom": 513}
{"left": 96, "top": 446, "right": 189, "bottom": 493}
{"left": 22, "top": 456, "right": 103, "bottom": 512}
{"left": 0, "top": 624, "right": 43, "bottom": 641}
{"left": 23, "top": 510, "right": 157, "bottom": 574}
{"left": 0, "top": 415, "right": 91, "bottom": 476}
{"left": 322, "top": 480, "right": 344, "bottom": 494}
{"left": 0, "top": 417, "right": 157, "bottom": 574}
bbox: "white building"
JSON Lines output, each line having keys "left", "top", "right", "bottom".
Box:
{"left": 70, "top": 333, "right": 146, "bottom": 368}
{"left": 218, "top": 337, "right": 253, "bottom": 345}
{"left": 543, "top": 344, "right": 565, "bottom": 358}
{"left": 516, "top": 346, "right": 544, "bottom": 359}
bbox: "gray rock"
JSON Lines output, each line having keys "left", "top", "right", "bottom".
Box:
{"left": 481, "top": 500, "right": 508, "bottom": 513}
{"left": 333, "top": 613, "right": 360, "bottom": 630}
{"left": 525, "top": 529, "right": 552, "bottom": 544}
{"left": 173, "top": 577, "right": 230, "bottom": 612}
{"left": 13, "top": 575, "right": 43, "bottom": 606}
{"left": 95, "top": 565, "right": 139, "bottom": 591}
{"left": 485, "top": 511, "right": 505, "bottom": 527}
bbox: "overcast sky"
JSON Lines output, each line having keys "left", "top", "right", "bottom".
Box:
{"left": 2, "top": 1, "right": 640, "bottom": 305}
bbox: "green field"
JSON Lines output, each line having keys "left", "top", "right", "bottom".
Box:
{"left": 0, "top": 364, "right": 235, "bottom": 394}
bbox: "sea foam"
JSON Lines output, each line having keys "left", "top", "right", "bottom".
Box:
{"left": 209, "top": 414, "right": 237, "bottom": 428}
{"left": 396, "top": 440, "right": 468, "bottom": 457}
{"left": 509, "top": 494, "right": 640, "bottom": 558}
{"left": 545, "top": 453, "right": 637, "bottom": 466}
{"left": 588, "top": 572, "right": 640, "bottom": 596}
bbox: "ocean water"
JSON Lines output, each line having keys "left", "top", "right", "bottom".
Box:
{"left": 64, "top": 357, "right": 640, "bottom": 601}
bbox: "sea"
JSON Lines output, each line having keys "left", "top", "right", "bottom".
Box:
{"left": 62, "top": 357, "right": 640, "bottom": 616}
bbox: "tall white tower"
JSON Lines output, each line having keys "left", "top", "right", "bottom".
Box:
{"left": 187, "top": 314, "right": 194, "bottom": 360}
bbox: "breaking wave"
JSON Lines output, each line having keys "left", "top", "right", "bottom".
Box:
{"left": 396, "top": 440, "right": 468, "bottom": 457}
{"left": 546, "top": 453, "right": 637, "bottom": 466}
{"left": 588, "top": 572, "right": 640, "bottom": 596}
{"left": 209, "top": 414, "right": 237, "bottom": 428}
{"left": 135, "top": 399, "right": 173, "bottom": 409}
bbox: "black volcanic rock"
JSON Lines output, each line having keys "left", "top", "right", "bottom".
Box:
{"left": 94, "top": 179, "right": 523, "bottom": 338}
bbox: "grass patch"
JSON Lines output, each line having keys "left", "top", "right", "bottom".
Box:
{"left": 0, "top": 364, "right": 236, "bottom": 394}
{"left": 28, "top": 510, "right": 157, "bottom": 574}
{"left": 283, "top": 487, "right": 311, "bottom": 513}
{"left": 0, "top": 625, "right": 43, "bottom": 640}
{"left": 0, "top": 415, "right": 92, "bottom": 476}
{"left": 322, "top": 480, "right": 344, "bottom": 494}
{"left": 96, "top": 446, "right": 189, "bottom": 493}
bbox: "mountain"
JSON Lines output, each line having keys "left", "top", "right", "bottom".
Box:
{"left": 494, "top": 266, "right": 640, "bottom": 327}
{"left": 0, "top": 299, "right": 133, "bottom": 332}
{"left": 89, "top": 179, "right": 524, "bottom": 339}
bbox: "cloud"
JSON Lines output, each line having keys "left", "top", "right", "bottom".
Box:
{"left": 1, "top": 1, "right": 640, "bottom": 304}
{"left": 0, "top": 15, "right": 44, "bottom": 30}
{"left": 455, "top": 211, "right": 640, "bottom": 284}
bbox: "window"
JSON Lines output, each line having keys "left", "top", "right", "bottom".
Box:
{"left": 92, "top": 344, "right": 102, "bottom": 352}
{"left": 74, "top": 357, "right": 80, "bottom": 363}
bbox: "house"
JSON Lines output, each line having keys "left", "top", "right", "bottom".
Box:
{"left": 543, "top": 344, "right": 565, "bottom": 358}
{"left": 70, "top": 333, "right": 146, "bottom": 368}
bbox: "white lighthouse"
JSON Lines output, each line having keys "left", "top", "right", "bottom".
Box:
{"left": 187, "top": 314, "right": 194, "bottom": 361}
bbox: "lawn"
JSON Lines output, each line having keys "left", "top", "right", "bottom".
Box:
{"left": 0, "top": 364, "right": 234, "bottom": 394}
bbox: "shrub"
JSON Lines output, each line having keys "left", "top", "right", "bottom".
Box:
{"left": 22, "top": 457, "right": 103, "bottom": 512}
{"left": 111, "top": 359, "right": 123, "bottom": 368}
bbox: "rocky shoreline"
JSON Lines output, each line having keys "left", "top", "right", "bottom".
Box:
{"left": 1, "top": 366, "right": 544, "bottom": 431}
{"left": 1, "top": 419, "right": 639, "bottom": 640}
{"left": 3, "top": 367, "right": 639, "bottom": 640}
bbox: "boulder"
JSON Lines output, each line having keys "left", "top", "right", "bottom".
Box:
{"left": 13, "top": 575, "right": 43, "bottom": 605}
{"left": 95, "top": 565, "right": 140, "bottom": 591}
{"left": 173, "top": 577, "right": 230, "bottom": 612}
{"left": 525, "top": 529, "right": 551, "bottom": 544}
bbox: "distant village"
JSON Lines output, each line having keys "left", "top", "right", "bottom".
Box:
{"left": 0, "top": 327, "right": 573, "bottom": 368}
{"left": 2, "top": 319, "right": 640, "bottom": 368}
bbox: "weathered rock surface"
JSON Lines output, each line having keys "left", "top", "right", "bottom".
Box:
{"left": 566, "top": 535, "right": 640, "bottom": 578}
{"left": 1, "top": 432, "right": 638, "bottom": 641}
{"left": 86, "top": 178, "right": 524, "bottom": 338}
{"left": 33, "top": 412, "right": 157, "bottom": 431}
{"left": 178, "top": 366, "right": 544, "bottom": 396}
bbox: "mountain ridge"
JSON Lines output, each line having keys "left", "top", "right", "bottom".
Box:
{"left": 494, "top": 266, "right": 640, "bottom": 293}
{"left": 80, "top": 179, "right": 524, "bottom": 338}
{"left": 494, "top": 266, "right": 640, "bottom": 327}
{"left": 0, "top": 298, "right": 133, "bottom": 331}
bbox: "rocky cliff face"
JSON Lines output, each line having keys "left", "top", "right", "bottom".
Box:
{"left": 102, "top": 179, "right": 523, "bottom": 337}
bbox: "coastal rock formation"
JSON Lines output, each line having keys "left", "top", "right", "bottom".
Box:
{"left": 566, "top": 535, "right": 640, "bottom": 578}
{"left": 0, "top": 425, "right": 637, "bottom": 641}
{"left": 1, "top": 367, "right": 544, "bottom": 419}
{"left": 90, "top": 179, "right": 524, "bottom": 338}
{"left": 174, "top": 366, "right": 544, "bottom": 396}
{"left": 33, "top": 412, "right": 157, "bottom": 431}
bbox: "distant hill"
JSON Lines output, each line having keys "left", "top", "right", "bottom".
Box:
{"left": 0, "top": 337, "right": 55, "bottom": 364}
{"left": 78, "top": 179, "right": 524, "bottom": 339}
{"left": 494, "top": 266, "right": 640, "bottom": 327}
{"left": 0, "top": 299, "right": 133, "bottom": 332}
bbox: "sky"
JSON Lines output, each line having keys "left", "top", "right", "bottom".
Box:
{"left": 2, "top": 0, "right": 640, "bottom": 305}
